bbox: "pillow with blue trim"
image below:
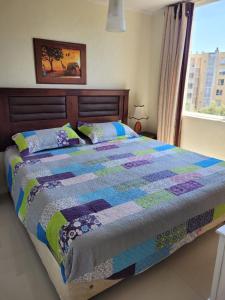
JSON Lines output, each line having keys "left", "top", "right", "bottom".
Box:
{"left": 12, "top": 124, "right": 85, "bottom": 157}
{"left": 78, "top": 121, "right": 139, "bottom": 144}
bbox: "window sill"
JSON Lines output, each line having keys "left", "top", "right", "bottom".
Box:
{"left": 182, "top": 111, "right": 225, "bottom": 122}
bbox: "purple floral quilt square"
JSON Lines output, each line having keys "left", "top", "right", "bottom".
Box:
{"left": 123, "top": 160, "right": 150, "bottom": 169}
{"left": 167, "top": 180, "right": 203, "bottom": 196}
{"left": 144, "top": 170, "right": 176, "bottom": 182}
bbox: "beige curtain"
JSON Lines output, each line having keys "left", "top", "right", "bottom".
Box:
{"left": 157, "top": 2, "right": 193, "bottom": 145}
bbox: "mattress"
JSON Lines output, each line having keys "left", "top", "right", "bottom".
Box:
{"left": 5, "top": 136, "right": 225, "bottom": 285}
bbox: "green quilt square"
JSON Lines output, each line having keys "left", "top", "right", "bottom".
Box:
{"left": 136, "top": 191, "right": 173, "bottom": 209}
{"left": 214, "top": 204, "right": 225, "bottom": 220}
{"left": 134, "top": 148, "right": 156, "bottom": 156}
{"left": 171, "top": 165, "right": 200, "bottom": 174}
{"left": 14, "top": 133, "right": 28, "bottom": 152}
{"left": 19, "top": 179, "right": 38, "bottom": 221}
{"left": 96, "top": 166, "right": 123, "bottom": 176}
{"left": 46, "top": 212, "right": 68, "bottom": 263}
{"left": 156, "top": 224, "right": 186, "bottom": 249}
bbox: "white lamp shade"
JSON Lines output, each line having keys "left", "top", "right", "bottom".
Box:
{"left": 106, "top": 0, "right": 126, "bottom": 32}
{"left": 132, "top": 105, "right": 148, "bottom": 120}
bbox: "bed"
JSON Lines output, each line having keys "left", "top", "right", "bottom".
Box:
{"left": 1, "top": 88, "right": 225, "bottom": 300}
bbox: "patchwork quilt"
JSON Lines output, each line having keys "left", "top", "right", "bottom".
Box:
{"left": 5, "top": 136, "right": 225, "bottom": 284}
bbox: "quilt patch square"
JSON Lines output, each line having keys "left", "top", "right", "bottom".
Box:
{"left": 96, "top": 166, "right": 123, "bottom": 176}
{"left": 115, "top": 179, "right": 147, "bottom": 192}
{"left": 15, "top": 188, "right": 24, "bottom": 215}
{"left": 108, "top": 153, "right": 134, "bottom": 160}
{"left": 195, "top": 158, "right": 222, "bottom": 168}
{"left": 61, "top": 199, "right": 111, "bottom": 222}
{"left": 37, "top": 172, "right": 75, "bottom": 184}
{"left": 135, "top": 246, "right": 170, "bottom": 274}
{"left": 46, "top": 211, "right": 67, "bottom": 262}
{"left": 136, "top": 191, "right": 173, "bottom": 209}
{"left": 214, "top": 204, "right": 225, "bottom": 220}
{"left": 95, "top": 145, "right": 119, "bottom": 151}
{"left": 187, "top": 210, "right": 214, "bottom": 233}
{"left": 122, "top": 160, "right": 151, "bottom": 169}
{"left": 171, "top": 165, "right": 200, "bottom": 174}
{"left": 153, "top": 144, "right": 175, "bottom": 152}
{"left": 7, "top": 166, "right": 12, "bottom": 192}
{"left": 113, "top": 239, "right": 155, "bottom": 274}
{"left": 22, "top": 130, "right": 36, "bottom": 138}
{"left": 166, "top": 180, "right": 203, "bottom": 196}
{"left": 59, "top": 215, "right": 102, "bottom": 254}
{"left": 156, "top": 224, "right": 186, "bottom": 249}
{"left": 23, "top": 153, "right": 53, "bottom": 161}
{"left": 134, "top": 148, "right": 156, "bottom": 156}
{"left": 144, "top": 170, "right": 176, "bottom": 182}
{"left": 37, "top": 223, "right": 48, "bottom": 245}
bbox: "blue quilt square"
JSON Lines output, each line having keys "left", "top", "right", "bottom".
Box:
{"left": 16, "top": 189, "right": 24, "bottom": 215}
{"left": 135, "top": 246, "right": 170, "bottom": 274}
{"left": 153, "top": 144, "right": 175, "bottom": 152}
{"left": 113, "top": 239, "right": 155, "bottom": 274}
{"left": 37, "top": 223, "right": 48, "bottom": 246}
{"left": 195, "top": 158, "right": 222, "bottom": 168}
{"left": 7, "top": 166, "right": 13, "bottom": 192}
{"left": 112, "top": 122, "right": 126, "bottom": 136}
{"left": 22, "top": 130, "right": 36, "bottom": 138}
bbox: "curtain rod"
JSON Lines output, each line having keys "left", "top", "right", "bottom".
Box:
{"left": 168, "top": 0, "right": 218, "bottom": 7}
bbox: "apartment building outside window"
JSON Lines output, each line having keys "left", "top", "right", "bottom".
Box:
{"left": 216, "top": 89, "right": 223, "bottom": 96}
{"left": 184, "top": 0, "right": 225, "bottom": 117}
{"left": 218, "top": 79, "right": 224, "bottom": 85}
{"left": 219, "top": 69, "right": 225, "bottom": 75}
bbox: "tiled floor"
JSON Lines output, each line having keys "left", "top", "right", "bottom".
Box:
{"left": 0, "top": 193, "right": 219, "bottom": 300}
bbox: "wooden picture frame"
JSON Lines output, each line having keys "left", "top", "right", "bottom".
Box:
{"left": 33, "top": 38, "right": 87, "bottom": 84}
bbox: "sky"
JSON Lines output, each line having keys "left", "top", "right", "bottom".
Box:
{"left": 191, "top": 0, "right": 225, "bottom": 53}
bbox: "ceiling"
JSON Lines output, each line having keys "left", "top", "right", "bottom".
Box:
{"left": 90, "top": 0, "right": 180, "bottom": 14}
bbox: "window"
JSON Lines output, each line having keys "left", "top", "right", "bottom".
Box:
{"left": 184, "top": 1, "right": 225, "bottom": 117}
{"left": 216, "top": 89, "right": 223, "bottom": 96}
{"left": 218, "top": 79, "right": 224, "bottom": 85}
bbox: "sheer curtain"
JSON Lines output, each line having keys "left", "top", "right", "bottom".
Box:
{"left": 157, "top": 2, "right": 194, "bottom": 145}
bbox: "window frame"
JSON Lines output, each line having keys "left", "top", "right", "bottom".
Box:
{"left": 183, "top": 0, "right": 225, "bottom": 122}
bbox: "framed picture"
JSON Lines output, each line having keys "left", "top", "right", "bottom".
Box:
{"left": 33, "top": 38, "right": 86, "bottom": 84}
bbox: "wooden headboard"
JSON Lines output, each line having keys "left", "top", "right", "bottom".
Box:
{"left": 0, "top": 88, "right": 129, "bottom": 151}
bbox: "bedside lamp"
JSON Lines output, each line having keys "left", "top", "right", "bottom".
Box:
{"left": 130, "top": 105, "right": 149, "bottom": 133}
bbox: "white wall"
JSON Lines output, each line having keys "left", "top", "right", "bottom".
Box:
{"left": 148, "top": 9, "right": 165, "bottom": 133}
{"left": 181, "top": 116, "right": 225, "bottom": 160}
{"left": 0, "top": 0, "right": 153, "bottom": 114}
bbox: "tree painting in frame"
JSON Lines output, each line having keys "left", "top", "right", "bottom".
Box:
{"left": 33, "top": 38, "right": 87, "bottom": 84}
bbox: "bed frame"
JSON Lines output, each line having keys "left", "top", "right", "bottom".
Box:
{"left": 0, "top": 87, "right": 129, "bottom": 300}
{"left": 0, "top": 88, "right": 129, "bottom": 151}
